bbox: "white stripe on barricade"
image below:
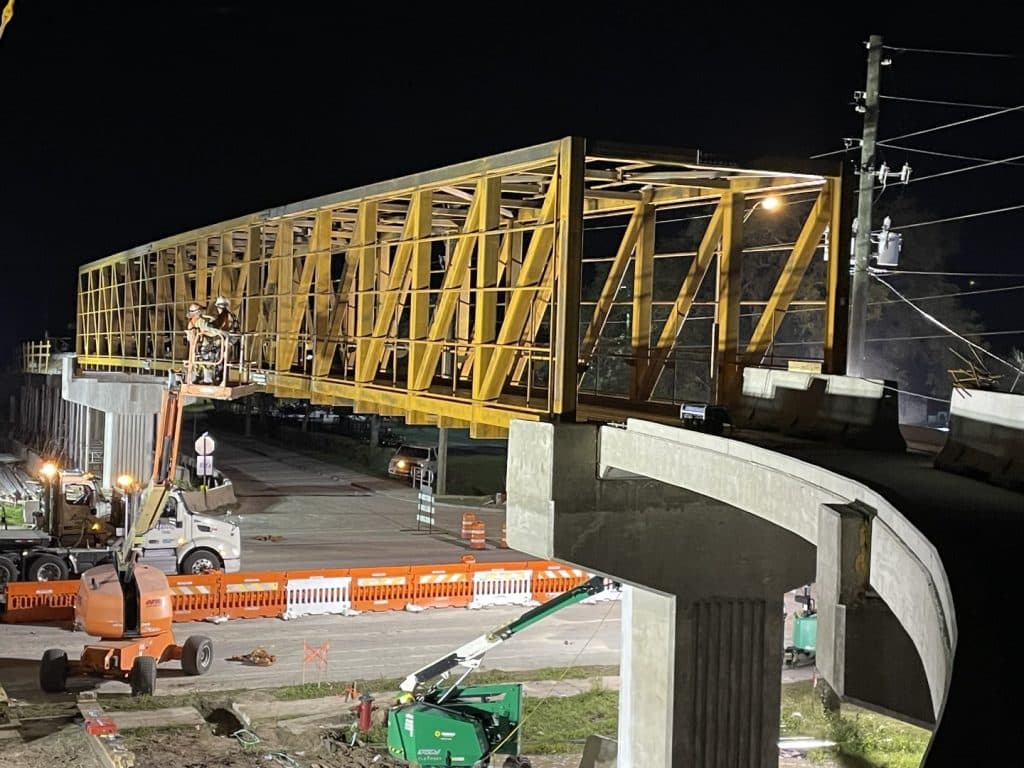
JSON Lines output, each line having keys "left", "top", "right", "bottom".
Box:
{"left": 469, "top": 569, "right": 535, "bottom": 608}
{"left": 283, "top": 576, "right": 354, "bottom": 620}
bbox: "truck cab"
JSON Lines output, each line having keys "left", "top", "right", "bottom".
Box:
{"left": 139, "top": 488, "right": 241, "bottom": 575}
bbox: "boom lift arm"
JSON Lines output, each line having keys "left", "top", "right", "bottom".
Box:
{"left": 400, "top": 574, "right": 611, "bottom": 698}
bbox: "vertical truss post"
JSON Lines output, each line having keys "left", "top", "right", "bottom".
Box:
{"left": 473, "top": 176, "right": 502, "bottom": 400}
{"left": 552, "top": 136, "right": 585, "bottom": 419}
{"left": 716, "top": 190, "right": 744, "bottom": 405}
{"left": 274, "top": 222, "right": 295, "bottom": 371}
{"left": 629, "top": 203, "right": 655, "bottom": 400}
{"left": 824, "top": 175, "right": 849, "bottom": 374}
{"left": 312, "top": 211, "right": 332, "bottom": 380}
{"left": 354, "top": 201, "right": 379, "bottom": 382}
{"left": 407, "top": 190, "right": 433, "bottom": 389}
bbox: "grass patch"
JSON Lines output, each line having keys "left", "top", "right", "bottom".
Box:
{"left": 270, "top": 665, "right": 618, "bottom": 701}
{"left": 781, "top": 680, "right": 930, "bottom": 767}
{"left": 519, "top": 685, "right": 618, "bottom": 754}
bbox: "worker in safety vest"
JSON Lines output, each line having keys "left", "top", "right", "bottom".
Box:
{"left": 212, "top": 296, "right": 239, "bottom": 334}
{"left": 186, "top": 302, "right": 226, "bottom": 383}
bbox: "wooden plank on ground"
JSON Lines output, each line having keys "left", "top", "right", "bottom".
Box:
{"left": 107, "top": 706, "right": 206, "bottom": 730}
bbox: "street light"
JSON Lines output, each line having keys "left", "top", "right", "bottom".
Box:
{"left": 743, "top": 195, "right": 782, "bottom": 223}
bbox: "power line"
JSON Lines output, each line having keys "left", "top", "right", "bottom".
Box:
{"left": 875, "top": 141, "right": 1024, "bottom": 167}
{"left": 874, "top": 269, "right": 1024, "bottom": 278}
{"left": 880, "top": 94, "right": 1017, "bottom": 111}
{"left": 884, "top": 203, "right": 1024, "bottom": 232}
{"left": 883, "top": 44, "right": 1024, "bottom": 59}
{"left": 899, "top": 153, "right": 1024, "bottom": 186}
{"left": 883, "top": 104, "right": 1024, "bottom": 143}
{"left": 865, "top": 330, "right": 1024, "bottom": 342}
{"left": 870, "top": 273, "right": 1024, "bottom": 376}
{"left": 870, "top": 284, "right": 1024, "bottom": 305}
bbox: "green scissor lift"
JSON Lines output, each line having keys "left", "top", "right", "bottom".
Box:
{"left": 386, "top": 575, "right": 613, "bottom": 767}
{"left": 784, "top": 585, "right": 817, "bottom": 667}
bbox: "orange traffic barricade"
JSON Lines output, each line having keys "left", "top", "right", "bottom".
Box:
{"left": 409, "top": 563, "right": 472, "bottom": 609}
{"left": 168, "top": 571, "right": 223, "bottom": 621}
{"left": 220, "top": 571, "right": 286, "bottom": 619}
{"left": 349, "top": 566, "right": 413, "bottom": 612}
{"left": 1, "top": 580, "right": 78, "bottom": 623}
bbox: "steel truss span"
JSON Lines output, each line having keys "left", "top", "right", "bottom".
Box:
{"left": 76, "top": 137, "right": 845, "bottom": 435}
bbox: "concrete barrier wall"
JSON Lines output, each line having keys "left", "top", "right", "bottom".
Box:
{"left": 732, "top": 368, "right": 905, "bottom": 451}
{"left": 596, "top": 419, "right": 954, "bottom": 721}
{"left": 934, "top": 388, "right": 1024, "bottom": 490}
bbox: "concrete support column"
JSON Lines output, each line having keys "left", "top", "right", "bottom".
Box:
{"left": 816, "top": 501, "right": 934, "bottom": 726}
{"left": 507, "top": 421, "right": 816, "bottom": 767}
{"left": 437, "top": 426, "right": 448, "bottom": 495}
{"left": 618, "top": 585, "right": 674, "bottom": 768}
{"left": 102, "top": 413, "right": 155, "bottom": 490}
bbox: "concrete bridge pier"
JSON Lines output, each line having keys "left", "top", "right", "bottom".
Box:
{"left": 60, "top": 357, "right": 165, "bottom": 489}
{"left": 508, "top": 422, "right": 815, "bottom": 767}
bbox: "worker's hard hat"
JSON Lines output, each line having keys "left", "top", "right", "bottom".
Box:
{"left": 187, "top": 302, "right": 203, "bottom": 316}
{"left": 215, "top": 296, "right": 229, "bottom": 308}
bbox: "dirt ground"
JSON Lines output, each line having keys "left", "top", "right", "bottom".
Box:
{"left": 0, "top": 715, "right": 582, "bottom": 768}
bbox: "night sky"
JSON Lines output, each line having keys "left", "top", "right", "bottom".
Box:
{"left": 2, "top": 3, "right": 1021, "bottom": 362}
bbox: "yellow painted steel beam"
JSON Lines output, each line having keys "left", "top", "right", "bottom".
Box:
{"left": 716, "top": 191, "right": 745, "bottom": 405}
{"left": 743, "top": 184, "right": 833, "bottom": 366}
{"left": 476, "top": 177, "right": 558, "bottom": 401}
{"left": 410, "top": 189, "right": 481, "bottom": 391}
{"left": 358, "top": 193, "right": 429, "bottom": 382}
{"left": 407, "top": 190, "right": 433, "bottom": 389}
{"left": 636, "top": 202, "right": 724, "bottom": 399}
{"left": 353, "top": 201, "right": 379, "bottom": 381}
{"left": 630, "top": 203, "right": 655, "bottom": 400}
{"left": 551, "top": 137, "right": 586, "bottom": 417}
{"left": 822, "top": 176, "right": 846, "bottom": 374}
{"left": 471, "top": 176, "right": 502, "bottom": 398}
{"left": 274, "top": 221, "right": 295, "bottom": 371}
{"left": 578, "top": 193, "right": 649, "bottom": 361}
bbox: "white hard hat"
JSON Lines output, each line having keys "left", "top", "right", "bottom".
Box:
{"left": 215, "top": 296, "right": 229, "bottom": 308}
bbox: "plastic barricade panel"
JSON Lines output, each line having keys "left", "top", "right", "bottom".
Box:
{"left": 349, "top": 566, "right": 412, "bottom": 611}
{"left": 531, "top": 562, "right": 589, "bottom": 604}
{"left": 409, "top": 563, "right": 472, "bottom": 609}
{"left": 283, "top": 569, "right": 353, "bottom": 619}
{"left": 168, "top": 572, "right": 223, "bottom": 622}
{"left": 2, "top": 580, "right": 78, "bottom": 623}
{"left": 468, "top": 565, "right": 535, "bottom": 608}
{"left": 220, "top": 571, "right": 286, "bottom": 619}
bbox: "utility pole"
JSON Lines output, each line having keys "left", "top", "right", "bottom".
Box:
{"left": 847, "top": 34, "right": 884, "bottom": 377}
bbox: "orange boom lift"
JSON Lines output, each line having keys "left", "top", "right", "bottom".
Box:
{"left": 39, "top": 323, "right": 253, "bottom": 695}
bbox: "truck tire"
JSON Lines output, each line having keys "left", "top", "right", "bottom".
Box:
{"left": 179, "top": 549, "right": 222, "bottom": 575}
{"left": 40, "top": 648, "right": 68, "bottom": 693}
{"left": 181, "top": 635, "right": 214, "bottom": 676}
{"left": 28, "top": 554, "right": 70, "bottom": 582}
{"left": 0, "top": 555, "right": 17, "bottom": 585}
{"left": 130, "top": 656, "right": 157, "bottom": 696}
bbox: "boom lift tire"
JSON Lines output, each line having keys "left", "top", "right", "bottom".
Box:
{"left": 0, "top": 555, "right": 16, "bottom": 584}
{"left": 181, "top": 635, "right": 214, "bottom": 675}
{"left": 130, "top": 656, "right": 157, "bottom": 696}
{"left": 503, "top": 758, "right": 533, "bottom": 768}
{"left": 28, "top": 554, "right": 70, "bottom": 582}
{"left": 39, "top": 648, "right": 68, "bottom": 693}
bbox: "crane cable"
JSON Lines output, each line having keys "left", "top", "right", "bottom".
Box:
{"left": 0, "top": 0, "right": 14, "bottom": 42}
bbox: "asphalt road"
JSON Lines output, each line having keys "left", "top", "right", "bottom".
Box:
{"left": 212, "top": 434, "right": 522, "bottom": 571}
{"left": 0, "top": 601, "right": 623, "bottom": 701}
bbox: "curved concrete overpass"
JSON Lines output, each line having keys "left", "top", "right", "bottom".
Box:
{"left": 507, "top": 418, "right": 1021, "bottom": 766}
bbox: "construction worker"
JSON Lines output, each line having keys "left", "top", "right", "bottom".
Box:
{"left": 212, "top": 296, "right": 239, "bottom": 334}
{"left": 186, "top": 302, "right": 225, "bottom": 383}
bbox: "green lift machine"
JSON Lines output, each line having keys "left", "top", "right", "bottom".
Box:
{"left": 386, "top": 574, "right": 614, "bottom": 767}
